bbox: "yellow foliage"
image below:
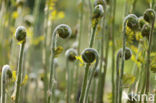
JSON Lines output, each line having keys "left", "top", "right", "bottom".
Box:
{"left": 109, "top": 41, "right": 113, "bottom": 46}
{"left": 51, "top": 10, "right": 57, "bottom": 18}
{"left": 47, "top": 0, "right": 56, "bottom": 10}
{"left": 123, "top": 73, "right": 136, "bottom": 88}
{"left": 21, "top": 74, "right": 28, "bottom": 86}
{"left": 130, "top": 45, "right": 138, "bottom": 54}
{"left": 47, "top": 0, "right": 65, "bottom": 20}
{"left": 12, "top": 70, "right": 28, "bottom": 85}
{"left": 17, "top": 40, "right": 25, "bottom": 45}
{"left": 92, "top": 19, "right": 98, "bottom": 27}
{"left": 126, "top": 26, "right": 135, "bottom": 44}
{"left": 58, "top": 11, "right": 65, "bottom": 19}
{"left": 107, "top": 92, "right": 112, "bottom": 103}
{"left": 32, "top": 35, "right": 45, "bottom": 45}
{"left": 51, "top": 10, "right": 65, "bottom": 20}
{"left": 131, "top": 55, "right": 141, "bottom": 68}
{"left": 54, "top": 46, "right": 64, "bottom": 57}
{"left": 12, "top": 71, "right": 17, "bottom": 82}
{"left": 27, "top": 28, "right": 33, "bottom": 38}
{"left": 151, "top": 64, "right": 156, "bottom": 73}
{"left": 136, "top": 32, "right": 143, "bottom": 41}
{"left": 12, "top": 11, "right": 19, "bottom": 19}
{"left": 75, "top": 56, "right": 84, "bottom": 66}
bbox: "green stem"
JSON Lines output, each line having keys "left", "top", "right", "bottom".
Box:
{"left": 128, "top": 43, "right": 142, "bottom": 93}
{"left": 48, "top": 30, "right": 57, "bottom": 103}
{"left": 136, "top": 64, "right": 144, "bottom": 93}
{"left": 96, "top": 12, "right": 106, "bottom": 103}
{"left": 66, "top": 60, "right": 71, "bottom": 103}
{"left": 140, "top": 64, "right": 146, "bottom": 103}
{"left": 88, "top": 0, "right": 92, "bottom": 17}
{"left": 99, "top": 26, "right": 110, "bottom": 103}
{"left": 119, "top": 17, "right": 128, "bottom": 103}
{"left": 15, "top": 43, "right": 25, "bottom": 103}
{"left": 70, "top": 63, "right": 74, "bottom": 102}
{"left": 76, "top": 0, "right": 84, "bottom": 100}
{"left": 145, "top": 14, "right": 155, "bottom": 94}
{"left": 74, "top": 61, "right": 79, "bottom": 100}
{"left": 92, "top": 78, "right": 96, "bottom": 103}
{"left": 89, "top": 20, "right": 98, "bottom": 48}
{"left": 124, "top": 0, "right": 128, "bottom": 16}
{"left": 84, "top": 56, "right": 99, "bottom": 103}
{"left": 79, "top": 64, "right": 90, "bottom": 103}
{"left": 43, "top": 5, "right": 50, "bottom": 103}
{"left": 112, "top": 0, "right": 116, "bottom": 102}
{"left": 151, "top": 0, "right": 155, "bottom": 8}
{"left": 116, "top": 53, "right": 120, "bottom": 103}
{"left": 1, "top": 65, "right": 12, "bottom": 103}
{"left": 79, "top": 17, "right": 98, "bottom": 103}
{"left": 131, "top": 0, "right": 138, "bottom": 13}
{"left": 78, "top": 0, "right": 85, "bottom": 54}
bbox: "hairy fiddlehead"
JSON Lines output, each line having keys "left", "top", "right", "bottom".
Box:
{"left": 119, "top": 14, "right": 138, "bottom": 103}
{"left": 65, "top": 48, "right": 77, "bottom": 103}
{"left": 48, "top": 24, "right": 72, "bottom": 103}
{"left": 13, "top": 26, "right": 26, "bottom": 103}
{"left": 116, "top": 47, "right": 132, "bottom": 103}
{"left": 90, "top": 4, "right": 104, "bottom": 48}
{"left": 1, "top": 65, "right": 12, "bottom": 103}
{"left": 79, "top": 48, "right": 99, "bottom": 103}
{"left": 83, "top": 48, "right": 99, "bottom": 103}
{"left": 143, "top": 9, "right": 155, "bottom": 94}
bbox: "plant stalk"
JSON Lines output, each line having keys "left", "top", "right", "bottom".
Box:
{"left": 119, "top": 17, "right": 127, "bottom": 103}
{"left": 111, "top": 0, "right": 116, "bottom": 102}
{"left": 145, "top": 14, "right": 155, "bottom": 94}
{"left": 15, "top": 43, "right": 25, "bottom": 103}
{"left": 84, "top": 55, "right": 99, "bottom": 103}
{"left": 48, "top": 30, "right": 57, "bottom": 103}
{"left": 79, "top": 64, "right": 90, "bottom": 103}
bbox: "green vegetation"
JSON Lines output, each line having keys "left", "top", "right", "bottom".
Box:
{"left": 0, "top": 0, "right": 156, "bottom": 103}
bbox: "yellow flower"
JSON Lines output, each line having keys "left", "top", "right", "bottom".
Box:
{"left": 12, "top": 70, "right": 28, "bottom": 85}
{"left": 109, "top": 41, "right": 113, "bottom": 46}
{"left": 130, "top": 45, "right": 138, "bottom": 54}
{"left": 51, "top": 10, "right": 57, "bottom": 20}
{"left": 131, "top": 54, "right": 141, "bottom": 68}
{"left": 58, "top": 11, "right": 65, "bottom": 19}
{"left": 54, "top": 46, "right": 64, "bottom": 57}
{"left": 12, "top": 11, "right": 19, "bottom": 19}
{"left": 32, "top": 35, "right": 44, "bottom": 45}
{"left": 17, "top": 40, "right": 25, "bottom": 45}
{"left": 126, "top": 26, "right": 135, "bottom": 44}
{"left": 47, "top": 0, "right": 56, "bottom": 10}
{"left": 21, "top": 74, "right": 28, "bottom": 86}
{"left": 75, "top": 56, "right": 84, "bottom": 66}
{"left": 12, "top": 71, "right": 17, "bottom": 82}
{"left": 136, "top": 32, "right": 143, "bottom": 41}
{"left": 27, "top": 28, "right": 33, "bottom": 38}
{"left": 51, "top": 10, "right": 65, "bottom": 20}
